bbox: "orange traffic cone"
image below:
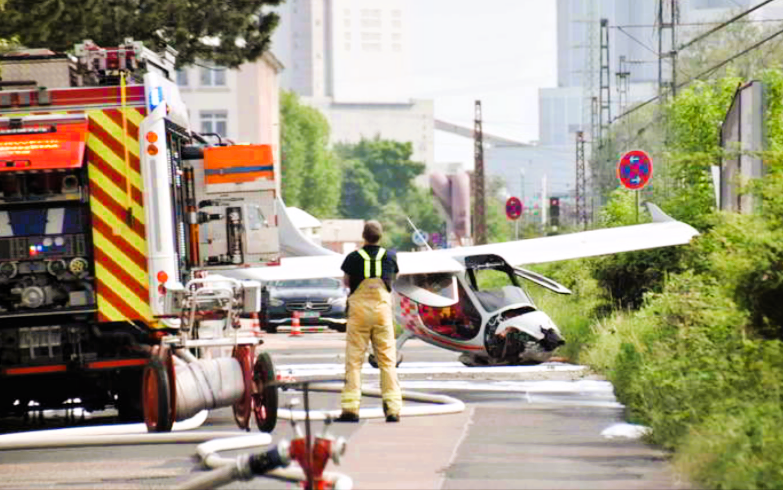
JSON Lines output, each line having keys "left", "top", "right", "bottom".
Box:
{"left": 289, "top": 311, "right": 303, "bottom": 337}
{"left": 251, "top": 312, "right": 263, "bottom": 337}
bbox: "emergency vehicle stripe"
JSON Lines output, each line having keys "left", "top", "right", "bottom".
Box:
{"left": 90, "top": 214, "right": 147, "bottom": 271}
{"left": 90, "top": 185, "right": 146, "bottom": 239}
{"left": 95, "top": 263, "right": 151, "bottom": 315}
{"left": 87, "top": 126, "right": 143, "bottom": 184}
{"left": 96, "top": 286, "right": 145, "bottom": 323}
{"left": 93, "top": 239, "right": 148, "bottom": 289}
{"left": 89, "top": 110, "right": 141, "bottom": 160}
{"left": 88, "top": 151, "right": 145, "bottom": 208}
{"left": 88, "top": 165, "right": 145, "bottom": 222}
{"left": 87, "top": 108, "right": 152, "bottom": 324}
{"left": 103, "top": 108, "right": 143, "bottom": 141}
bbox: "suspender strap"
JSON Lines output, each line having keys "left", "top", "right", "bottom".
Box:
{"left": 357, "top": 248, "right": 386, "bottom": 278}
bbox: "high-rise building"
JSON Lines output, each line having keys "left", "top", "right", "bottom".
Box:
{"left": 271, "top": 0, "right": 433, "bottom": 169}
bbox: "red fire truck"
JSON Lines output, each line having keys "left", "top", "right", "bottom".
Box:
{"left": 0, "top": 40, "right": 281, "bottom": 432}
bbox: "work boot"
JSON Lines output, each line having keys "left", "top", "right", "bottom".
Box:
{"left": 383, "top": 401, "right": 400, "bottom": 422}
{"left": 335, "top": 411, "right": 359, "bottom": 422}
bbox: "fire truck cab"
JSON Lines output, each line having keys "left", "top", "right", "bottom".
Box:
{"left": 0, "top": 40, "right": 281, "bottom": 432}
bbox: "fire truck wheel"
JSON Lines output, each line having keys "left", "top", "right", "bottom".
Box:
{"left": 142, "top": 357, "right": 173, "bottom": 432}
{"left": 252, "top": 351, "right": 278, "bottom": 433}
{"left": 232, "top": 345, "right": 254, "bottom": 431}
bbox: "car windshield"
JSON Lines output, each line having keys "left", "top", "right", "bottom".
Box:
{"left": 466, "top": 267, "right": 532, "bottom": 313}
{"left": 268, "top": 278, "right": 342, "bottom": 289}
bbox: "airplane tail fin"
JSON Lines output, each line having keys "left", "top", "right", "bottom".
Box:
{"left": 645, "top": 203, "right": 675, "bottom": 223}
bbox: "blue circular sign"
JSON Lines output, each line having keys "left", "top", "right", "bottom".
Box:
{"left": 412, "top": 230, "right": 429, "bottom": 246}
{"left": 617, "top": 150, "right": 653, "bottom": 190}
{"left": 506, "top": 197, "right": 522, "bottom": 220}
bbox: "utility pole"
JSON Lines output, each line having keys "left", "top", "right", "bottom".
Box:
{"left": 599, "top": 18, "right": 611, "bottom": 143}
{"left": 616, "top": 55, "right": 631, "bottom": 143}
{"left": 575, "top": 130, "right": 587, "bottom": 230}
{"left": 658, "top": 0, "right": 678, "bottom": 98}
{"left": 473, "top": 100, "right": 486, "bottom": 245}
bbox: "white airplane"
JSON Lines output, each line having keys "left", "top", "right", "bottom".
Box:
{"left": 221, "top": 203, "right": 698, "bottom": 367}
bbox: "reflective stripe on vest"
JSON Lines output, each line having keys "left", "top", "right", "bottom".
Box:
{"left": 357, "top": 247, "right": 386, "bottom": 278}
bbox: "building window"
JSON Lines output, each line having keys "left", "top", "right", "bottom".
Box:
{"left": 200, "top": 111, "right": 228, "bottom": 137}
{"left": 200, "top": 65, "right": 226, "bottom": 86}
{"left": 176, "top": 69, "right": 188, "bottom": 86}
{"left": 393, "top": 43, "right": 402, "bottom": 52}
{"left": 361, "top": 32, "right": 381, "bottom": 41}
{"left": 362, "top": 42, "right": 382, "bottom": 52}
{"left": 345, "top": 43, "right": 351, "bottom": 51}
{"left": 344, "top": 32, "right": 351, "bottom": 40}
{"left": 345, "top": 19, "right": 350, "bottom": 27}
{"left": 361, "top": 19, "right": 381, "bottom": 28}
{"left": 392, "top": 33, "right": 402, "bottom": 41}
{"left": 392, "top": 9, "right": 402, "bottom": 17}
{"left": 392, "top": 19, "right": 402, "bottom": 28}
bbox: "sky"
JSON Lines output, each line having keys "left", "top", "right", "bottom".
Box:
{"left": 405, "top": 0, "right": 558, "bottom": 167}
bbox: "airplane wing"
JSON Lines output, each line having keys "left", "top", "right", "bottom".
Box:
{"left": 217, "top": 250, "right": 463, "bottom": 282}
{"left": 440, "top": 203, "right": 699, "bottom": 267}
{"left": 218, "top": 203, "right": 698, "bottom": 282}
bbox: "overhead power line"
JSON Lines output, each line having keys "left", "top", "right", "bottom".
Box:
{"left": 612, "top": 18, "right": 783, "bottom": 28}
{"left": 613, "top": 23, "right": 783, "bottom": 123}
{"left": 679, "top": 0, "right": 779, "bottom": 52}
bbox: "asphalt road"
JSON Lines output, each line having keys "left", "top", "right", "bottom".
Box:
{"left": 0, "top": 331, "right": 690, "bottom": 489}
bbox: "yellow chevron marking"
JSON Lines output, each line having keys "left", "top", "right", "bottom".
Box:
{"left": 90, "top": 199, "right": 146, "bottom": 254}
{"left": 86, "top": 133, "right": 143, "bottom": 190}
{"left": 92, "top": 229, "right": 148, "bottom": 286}
{"left": 88, "top": 111, "right": 140, "bottom": 159}
{"left": 123, "top": 107, "right": 145, "bottom": 127}
{"left": 95, "top": 262, "right": 152, "bottom": 320}
{"left": 96, "top": 293, "right": 127, "bottom": 322}
{"left": 88, "top": 171, "right": 145, "bottom": 225}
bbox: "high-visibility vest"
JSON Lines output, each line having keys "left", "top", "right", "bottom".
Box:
{"left": 356, "top": 247, "right": 386, "bottom": 279}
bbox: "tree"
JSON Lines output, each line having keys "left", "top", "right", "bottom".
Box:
{"left": 0, "top": 0, "right": 282, "bottom": 67}
{"left": 339, "top": 159, "right": 380, "bottom": 219}
{"left": 335, "top": 137, "right": 444, "bottom": 250}
{"left": 279, "top": 91, "right": 341, "bottom": 217}
{"left": 335, "top": 137, "right": 425, "bottom": 205}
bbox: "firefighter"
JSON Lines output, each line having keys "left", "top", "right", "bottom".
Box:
{"left": 336, "top": 220, "right": 402, "bottom": 423}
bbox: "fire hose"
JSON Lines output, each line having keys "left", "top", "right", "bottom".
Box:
{"left": 0, "top": 379, "right": 465, "bottom": 490}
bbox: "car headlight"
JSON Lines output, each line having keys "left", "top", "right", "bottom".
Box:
{"left": 268, "top": 298, "right": 284, "bottom": 307}
{"left": 328, "top": 296, "right": 346, "bottom": 306}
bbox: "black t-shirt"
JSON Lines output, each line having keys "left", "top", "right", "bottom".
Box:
{"left": 341, "top": 245, "right": 399, "bottom": 294}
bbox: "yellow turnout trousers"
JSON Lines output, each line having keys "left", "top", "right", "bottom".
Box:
{"left": 341, "top": 278, "right": 402, "bottom": 415}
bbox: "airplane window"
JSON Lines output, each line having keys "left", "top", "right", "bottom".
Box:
{"left": 418, "top": 282, "right": 480, "bottom": 341}
{"left": 468, "top": 268, "right": 531, "bottom": 313}
{"left": 411, "top": 273, "right": 457, "bottom": 301}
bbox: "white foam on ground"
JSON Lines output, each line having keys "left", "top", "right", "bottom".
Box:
{"left": 277, "top": 361, "right": 586, "bottom": 377}
{"left": 601, "top": 423, "right": 651, "bottom": 439}
{"left": 400, "top": 379, "right": 612, "bottom": 394}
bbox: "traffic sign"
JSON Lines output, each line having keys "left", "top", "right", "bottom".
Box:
{"left": 412, "top": 230, "right": 429, "bottom": 246}
{"left": 617, "top": 150, "right": 653, "bottom": 190}
{"left": 505, "top": 196, "right": 523, "bottom": 220}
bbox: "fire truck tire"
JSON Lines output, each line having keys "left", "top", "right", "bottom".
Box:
{"left": 232, "top": 345, "right": 254, "bottom": 431}
{"left": 265, "top": 323, "right": 278, "bottom": 334}
{"left": 252, "top": 351, "right": 278, "bottom": 433}
{"left": 142, "top": 357, "right": 173, "bottom": 432}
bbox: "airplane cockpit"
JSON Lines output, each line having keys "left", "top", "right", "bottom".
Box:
{"left": 407, "top": 272, "right": 482, "bottom": 341}
{"left": 465, "top": 267, "right": 534, "bottom": 313}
